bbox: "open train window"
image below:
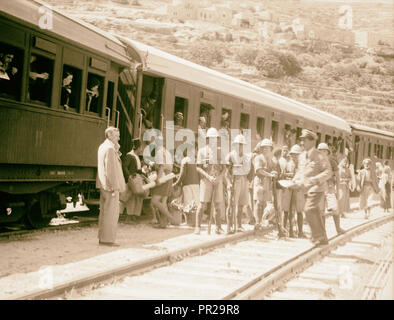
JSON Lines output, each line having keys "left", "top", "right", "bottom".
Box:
{"left": 271, "top": 120, "right": 279, "bottom": 143}
{"left": 240, "top": 113, "right": 249, "bottom": 130}
{"left": 221, "top": 108, "right": 231, "bottom": 130}
{"left": 368, "top": 143, "right": 371, "bottom": 157}
{"left": 200, "top": 103, "right": 213, "bottom": 128}
{"left": 325, "top": 135, "right": 331, "bottom": 144}
{"left": 296, "top": 127, "right": 302, "bottom": 144}
{"left": 340, "top": 139, "right": 344, "bottom": 154}
{"left": 0, "top": 42, "right": 23, "bottom": 101}
{"left": 333, "top": 137, "right": 338, "bottom": 150}
{"left": 86, "top": 73, "right": 104, "bottom": 114}
{"left": 174, "top": 96, "right": 188, "bottom": 127}
{"left": 256, "top": 117, "right": 265, "bottom": 140}
{"left": 28, "top": 54, "right": 53, "bottom": 106}
{"left": 61, "top": 65, "right": 82, "bottom": 111}
{"left": 284, "top": 124, "right": 292, "bottom": 148}
{"left": 316, "top": 132, "right": 322, "bottom": 147}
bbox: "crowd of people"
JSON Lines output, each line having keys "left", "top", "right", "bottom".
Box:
{"left": 95, "top": 126, "right": 392, "bottom": 247}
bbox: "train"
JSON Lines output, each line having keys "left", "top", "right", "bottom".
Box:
{"left": 0, "top": 0, "right": 393, "bottom": 228}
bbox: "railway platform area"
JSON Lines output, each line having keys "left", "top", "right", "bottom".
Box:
{"left": 0, "top": 200, "right": 390, "bottom": 300}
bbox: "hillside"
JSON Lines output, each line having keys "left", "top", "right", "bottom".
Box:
{"left": 46, "top": 0, "right": 394, "bottom": 132}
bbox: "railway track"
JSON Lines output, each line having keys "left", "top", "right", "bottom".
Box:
{"left": 36, "top": 212, "right": 391, "bottom": 301}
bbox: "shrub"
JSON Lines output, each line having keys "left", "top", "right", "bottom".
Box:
{"left": 187, "top": 43, "right": 224, "bottom": 67}
{"left": 298, "top": 53, "right": 316, "bottom": 67}
{"left": 254, "top": 52, "right": 285, "bottom": 78}
{"left": 236, "top": 47, "right": 259, "bottom": 66}
{"left": 277, "top": 51, "right": 302, "bottom": 76}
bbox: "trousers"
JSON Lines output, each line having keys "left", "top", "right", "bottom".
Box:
{"left": 304, "top": 192, "right": 328, "bottom": 242}
{"left": 98, "top": 189, "right": 120, "bottom": 243}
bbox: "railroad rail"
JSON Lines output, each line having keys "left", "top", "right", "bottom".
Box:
{"left": 233, "top": 215, "right": 393, "bottom": 300}
{"left": 16, "top": 212, "right": 389, "bottom": 300}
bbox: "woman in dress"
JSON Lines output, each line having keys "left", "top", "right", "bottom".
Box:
{"left": 120, "top": 139, "right": 145, "bottom": 222}
{"left": 337, "top": 157, "right": 352, "bottom": 217}
{"left": 151, "top": 142, "right": 176, "bottom": 228}
{"left": 357, "top": 158, "right": 375, "bottom": 219}
{"left": 379, "top": 166, "right": 392, "bottom": 212}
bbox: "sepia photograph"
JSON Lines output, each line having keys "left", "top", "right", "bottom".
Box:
{"left": 0, "top": 0, "right": 393, "bottom": 309}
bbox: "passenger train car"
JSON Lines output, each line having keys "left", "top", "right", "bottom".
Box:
{"left": 0, "top": 1, "right": 392, "bottom": 227}
{"left": 350, "top": 123, "right": 394, "bottom": 171}
{"left": 0, "top": 0, "right": 137, "bottom": 226}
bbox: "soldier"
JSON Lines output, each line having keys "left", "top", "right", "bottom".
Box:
{"left": 225, "top": 134, "right": 251, "bottom": 234}
{"left": 288, "top": 144, "right": 306, "bottom": 238}
{"left": 280, "top": 145, "right": 298, "bottom": 237}
{"left": 195, "top": 128, "right": 225, "bottom": 235}
{"left": 317, "top": 143, "right": 345, "bottom": 235}
{"left": 292, "top": 129, "right": 332, "bottom": 246}
{"left": 279, "top": 145, "right": 292, "bottom": 235}
{"left": 253, "top": 139, "right": 280, "bottom": 233}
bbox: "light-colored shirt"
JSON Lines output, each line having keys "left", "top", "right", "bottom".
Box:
{"left": 225, "top": 150, "right": 251, "bottom": 176}
{"left": 197, "top": 145, "right": 224, "bottom": 178}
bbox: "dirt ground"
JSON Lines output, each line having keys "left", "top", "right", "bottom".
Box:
{"left": 0, "top": 218, "right": 193, "bottom": 279}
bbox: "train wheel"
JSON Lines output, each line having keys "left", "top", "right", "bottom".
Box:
{"left": 25, "top": 192, "right": 60, "bottom": 229}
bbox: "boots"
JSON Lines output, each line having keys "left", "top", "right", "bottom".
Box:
{"left": 333, "top": 214, "right": 345, "bottom": 235}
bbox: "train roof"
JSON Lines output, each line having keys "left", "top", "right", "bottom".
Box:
{"left": 119, "top": 36, "right": 352, "bottom": 134}
{"left": 350, "top": 123, "right": 394, "bottom": 139}
{"left": 1, "top": 0, "right": 130, "bottom": 66}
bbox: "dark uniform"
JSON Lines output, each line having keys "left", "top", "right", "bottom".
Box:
{"left": 293, "top": 130, "right": 332, "bottom": 245}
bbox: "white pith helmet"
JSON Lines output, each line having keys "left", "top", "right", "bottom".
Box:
{"left": 290, "top": 144, "right": 302, "bottom": 154}
{"left": 206, "top": 127, "right": 219, "bottom": 138}
{"left": 260, "top": 138, "right": 273, "bottom": 148}
{"left": 317, "top": 142, "right": 330, "bottom": 151}
{"left": 233, "top": 134, "right": 246, "bottom": 145}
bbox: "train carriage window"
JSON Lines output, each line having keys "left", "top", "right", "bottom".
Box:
{"left": 200, "top": 103, "right": 213, "bottom": 129}
{"left": 387, "top": 146, "right": 391, "bottom": 160}
{"left": 333, "top": 137, "right": 338, "bottom": 150}
{"left": 296, "top": 127, "right": 302, "bottom": 144}
{"left": 86, "top": 73, "right": 104, "bottom": 114}
{"left": 61, "top": 65, "right": 82, "bottom": 111}
{"left": 316, "top": 132, "right": 322, "bottom": 147}
{"left": 221, "top": 108, "right": 231, "bottom": 130}
{"left": 256, "top": 117, "right": 265, "bottom": 140}
{"left": 373, "top": 144, "right": 378, "bottom": 157}
{"left": 28, "top": 54, "right": 53, "bottom": 105}
{"left": 271, "top": 120, "right": 279, "bottom": 144}
{"left": 368, "top": 143, "right": 371, "bottom": 157}
{"left": 340, "top": 139, "right": 344, "bottom": 154}
{"left": 240, "top": 113, "right": 249, "bottom": 131}
{"left": 284, "top": 124, "right": 292, "bottom": 148}
{"left": 325, "top": 135, "right": 331, "bottom": 144}
{"left": 174, "top": 96, "right": 188, "bottom": 127}
{"left": 0, "top": 43, "right": 23, "bottom": 101}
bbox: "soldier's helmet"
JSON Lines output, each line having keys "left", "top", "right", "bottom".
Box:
{"left": 233, "top": 134, "right": 246, "bottom": 145}
{"left": 206, "top": 127, "right": 219, "bottom": 138}
{"left": 290, "top": 144, "right": 302, "bottom": 154}
{"left": 260, "top": 138, "right": 273, "bottom": 148}
{"left": 317, "top": 143, "right": 330, "bottom": 152}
